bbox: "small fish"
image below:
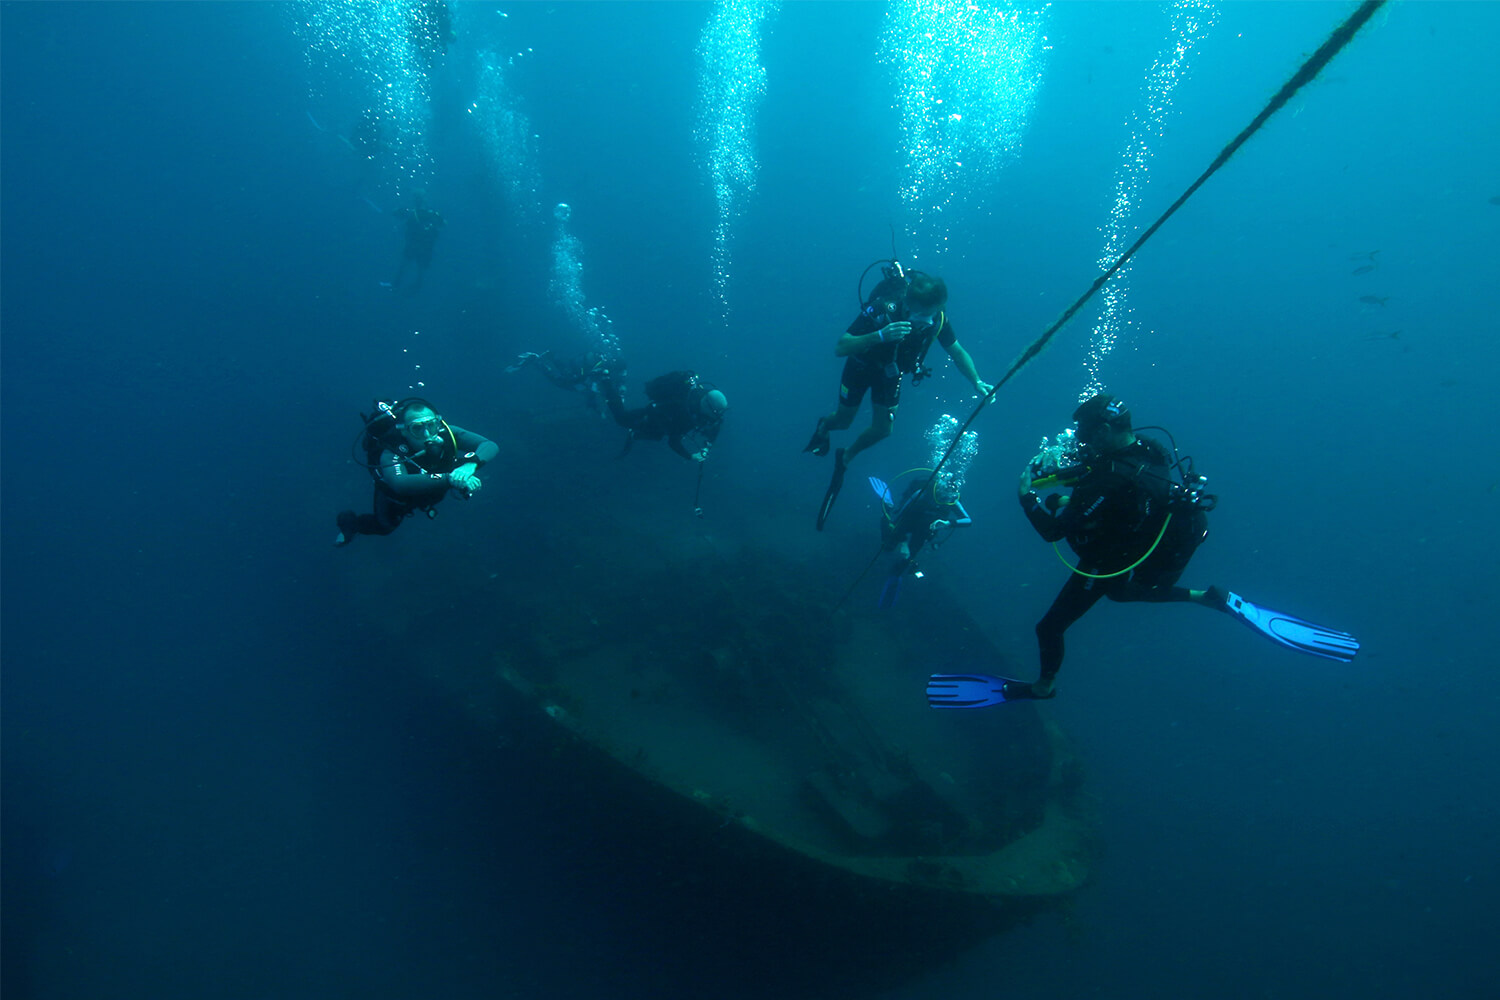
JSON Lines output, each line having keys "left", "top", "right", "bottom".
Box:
{"left": 1359, "top": 295, "right": 1389, "bottom": 307}
{"left": 1351, "top": 264, "right": 1376, "bottom": 275}
{"left": 1364, "top": 330, "right": 1401, "bottom": 341}
{"left": 1349, "top": 250, "right": 1380, "bottom": 262}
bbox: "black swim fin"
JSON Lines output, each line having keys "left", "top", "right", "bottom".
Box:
{"left": 803, "top": 417, "right": 830, "bottom": 456}
{"left": 815, "top": 448, "right": 848, "bottom": 531}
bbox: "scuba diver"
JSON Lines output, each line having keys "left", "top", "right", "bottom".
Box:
{"left": 927, "top": 394, "right": 1359, "bottom": 708}
{"left": 506, "top": 349, "right": 621, "bottom": 417}
{"left": 602, "top": 370, "right": 726, "bottom": 462}
{"left": 388, "top": 192, "right": 445, "bottom": 293}
{"left": 805, "top": 262, "right": 993, "bottom": 531}
{"left": 334, "top": 398, "right": 498, "bottom": 546}
{"left": 870, "top": 416, "right": 977, "bottom": 609}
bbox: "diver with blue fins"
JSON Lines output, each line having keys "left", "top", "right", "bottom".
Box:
{"left": 334, "top": 397, "right": 498, "bottom": 546}
{"left": 928, "top": 393, "right": 1359, "bottom": 708}
{"left": 870, "top": 415, "right": 976, "bottom": 609}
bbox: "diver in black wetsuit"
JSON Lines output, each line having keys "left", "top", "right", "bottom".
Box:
{"left": 881, "top": 479, "right": 972, "bottom": 572}
{"left": 335, "top": 398, "right": 498, "bottom": 546}
{"left": 1013, "top": 394, "right": 1218, "bottom": 699}
{"left": 506, "top": 349, "right": 621, "bottom": 416}
{"left": 603, "top": 370, "right": 726, "bottom": 462}
{"left": 874, "top": 476, "right": 973, "bottom": 609}
{"left": 805, "top": 267, "right": 992, "bottom": 530}
{"left": 390, "top": 193, "right": 445, "bottom": 293}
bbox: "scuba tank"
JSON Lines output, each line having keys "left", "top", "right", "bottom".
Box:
{"left": 352, "top": 397, "right": 462, "bottom": 478}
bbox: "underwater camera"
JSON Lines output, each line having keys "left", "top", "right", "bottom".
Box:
{"left": 1029, "top": 427, "right": 1085, "bottom": 485}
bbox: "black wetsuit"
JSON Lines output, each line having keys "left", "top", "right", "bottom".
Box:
{"left": 1021, "top": 438, "right": 1209, "bottom": 685}
{"left": 881, "top": 481, "right": 971, "bottom": 563}
{"left": 340, "top": 424, "right": 498, "bottom": 539}
{"left": 522, "top": 352, "right": 618, "bottom": 413}
{"left": 606, "top": 370, "right": 722, "bottom": 460}
{"left": 392, "top": 207, "right": 445, "bottom": 290}
{"left": 839, "top": 302, "right": 956, "bottom": 409}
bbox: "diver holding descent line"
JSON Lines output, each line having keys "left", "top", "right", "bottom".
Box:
{"left": 909, "top": 0, "right": 1389, "bottom": 517}
{"left": 805, "top": 261, "right": 992, "bottom": 531}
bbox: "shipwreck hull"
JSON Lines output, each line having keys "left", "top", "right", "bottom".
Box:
{"left": 415, "top": 502, "right": 1095, "bottom": 869}
{"left": 342, "top": 418, "right": 1099, "bottom": 990}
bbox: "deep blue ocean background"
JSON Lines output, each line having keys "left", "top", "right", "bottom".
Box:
{"left": 4, "top": 3, "right": 1498, "bottom": 998}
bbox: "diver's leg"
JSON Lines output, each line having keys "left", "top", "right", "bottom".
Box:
{"left": 334, "top": 510, "right": 359, "bottom": 546}
{"left": 1109, "top": 570, "right": 1193, "bottom": 604}
{"left": 808, "top": 362, "right": 867, "bottom": 454}
{"left": 602, "top": 377, "right": 630, "bottom": 425}
{"left": 1032, "top": 574, "right": 1106, "bottom": 696}
{"left": 354, "top": 487, "right": 407, "bottom": 536}
{"left": 843, "top": 403, "right": 895, "bottom": 465}
{"left": 823, "top": 360, "right": 867, "bottom": 433}
{"left": 822, "top": 400, "right": 859, "bottom": 432}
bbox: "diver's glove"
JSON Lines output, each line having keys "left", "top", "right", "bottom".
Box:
{"left": 929, "top": 519, "right": 951, "bottom": 532}
{"left": 691, "top": 443, "right": 711, "bottom": 463}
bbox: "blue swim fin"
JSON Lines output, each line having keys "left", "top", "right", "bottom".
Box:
{"left": 877, "top": 572, "right": 902, "bottom": 609}
{"left": 1221, "top": 590, "right": 1359, "bottom": 662}
{"left": 926, "top": 673, "right": 1029, "bottom": 709}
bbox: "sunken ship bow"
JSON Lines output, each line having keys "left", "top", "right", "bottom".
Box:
{"left": 388, "top": 487, "right": 1099, "bottom": 986}
{"left": 351, "top": 407, "right": 1098, "bottom": 983}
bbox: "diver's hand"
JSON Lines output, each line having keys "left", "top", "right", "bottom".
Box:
{"left": 691, "top": 447, "right": 709, "bottom": 463}
{"left": 448, "top": 471, "right": 482, "bottom": 495}
{"left": 929, "top": 519, "right": 951, "bottom": 532}
{"left": 974, "top": 380, "right": 995, "bottom": 397}
{"left": 1018, "top": 469, "right": 1033, "bottom": 497}
{"left": 878, "top": 321, "right": 911, "bottom": 344}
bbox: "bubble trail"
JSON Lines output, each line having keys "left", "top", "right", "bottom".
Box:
{"left": 880, "top": 1, "right": 1051, "bottom": 261}
{"left": 925, "top": 413, "right": 979, "bottom": 498}
{"left": 1082, "top": 1, "right": 1217, "bottom": 401}
{"left": 292, "top": 1, "right": 438, "bottom": 197}
{"left": 550, "top": 203, "right": 621, "bottom": 362}
{"left": 695, "top": 1, "right": 781, "bottom": 323}
{"left": 471, "top": 46, "right": 543, "bottom": 223}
